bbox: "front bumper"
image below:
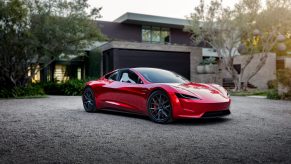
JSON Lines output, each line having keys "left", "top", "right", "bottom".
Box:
{"left": 172, "top": 96, "right": 231, "bottom": 119}
{"left": 201, "top": 109, "right": 231, "bottom": 118}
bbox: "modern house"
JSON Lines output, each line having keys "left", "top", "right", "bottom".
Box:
{"left": 96, "top": 12, "right": 202, "bottom": 80}
{"left": 33, "top": 12, "right": 280, "bottom": 89}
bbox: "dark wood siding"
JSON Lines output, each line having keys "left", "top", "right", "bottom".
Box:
{"left": 97, "top": 21, "right": 141, "bottom": 42}
{"left": 170, "top": 28, "right": 193, "bottom": 46}
{"left": 102, "top": 49, "right": 114, "bottom": 73}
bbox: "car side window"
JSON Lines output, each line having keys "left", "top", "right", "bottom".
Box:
{"left": 120, "top": 70, "right": 143, "bottom": 84}
{"left": 105, "top": 71, "right": 118, "bottom": 81}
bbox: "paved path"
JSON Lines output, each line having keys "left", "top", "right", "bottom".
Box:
{"left": 0, "top": 96, "right": 291, "bottom": 163}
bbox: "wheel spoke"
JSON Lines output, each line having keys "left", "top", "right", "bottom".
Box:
{"left": 161, "top": 110, "right": 168, "bottom": 117}
{"left": 151, "top": 109, "right": 158, "bottom": 116}
{"left": 162, "top": 99, "right": 169, "bottom": 105}
{"left": 87, "top": 101, "right": 93, "bottom": 105}
{"left": 84, "top": 94, "right": 89, "bottom": 101}
{"left": 157, "top": 111, "right": 161, "bottom": 120}
{"left": 159, "top": 95, "right": 162, "bottom": 104}
{"left": 163, "top": 104, "right": 170, "bottom": 109}
{"left": 152, "top": 98, "right": 158, "bottom": 106}
{"left": 87, "top": 92, "right": 92, "bottom": 100}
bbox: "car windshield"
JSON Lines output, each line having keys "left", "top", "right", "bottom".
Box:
{"left": 134, "top": 68, "right": 189, "bottom": 83}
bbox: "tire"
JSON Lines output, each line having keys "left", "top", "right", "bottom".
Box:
{"left": 82, "top": 87, "right": 97, "bottom": 112}
{"left": 147, "top": 90, "right": 173, "bottom": 124}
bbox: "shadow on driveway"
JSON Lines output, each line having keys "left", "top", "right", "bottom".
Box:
{"left": 81, "top": 108, "right": 232, "bottom": 126}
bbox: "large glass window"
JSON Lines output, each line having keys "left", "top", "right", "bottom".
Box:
{"left": 142, "top": 26, "right": 170, "bottom": 44}
{"left": 151, "top": 27, "right": 161, "bottom": 43}
{"left": 161, "top": 28, "right": 170, "bottom": 43}
{"left": 142, "top": 26, "right": 151, "bottom": 42}
{"left": 54, "top": 64, "right": 69, "bottom": 82}
{"left": 77, "top": 67, "right": 82, "bottom": 80}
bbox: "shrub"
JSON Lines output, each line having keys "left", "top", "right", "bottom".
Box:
{"left": 277, "top": 68, "right": 291, "bottom": 99}
{"left": 277, "top": 68, "right": 291, "bottom": 89}
{"left": 266, "top": 89, "right": 281, "bottom": 100}
{"left": 39, "top": 81, "right": 62, "bottom": 95}
{"left": 0, "top": 78, "right": 93, "bottom": 98}
{"left": 62, "top": 79, "right": 85, "bottom": 96}
{"left": 40, "top": 79, "right": 86, "bottom": 96}
{"left": 267, "top": 80, "right": 278, "bottom": 89}
{"left": 0, "top": 85, "right": 45, "bottom": 98}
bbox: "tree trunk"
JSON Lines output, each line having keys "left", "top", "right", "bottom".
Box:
{"left": 245, "top": 53, "right": 269, "bottom": 89}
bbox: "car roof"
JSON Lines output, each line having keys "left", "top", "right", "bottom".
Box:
{"left": 131, "top": 67, "right": 166, "bottom": 72}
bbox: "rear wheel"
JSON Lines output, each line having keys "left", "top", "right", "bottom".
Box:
{"left": 147, "top": 90, "right": 173, "bottom": 123}
{"left": 82, "top": 87, "right": 97, "bottom": 112}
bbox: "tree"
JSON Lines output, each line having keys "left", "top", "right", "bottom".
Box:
{"left": 185, "top": 0, "right": 291, "bottom": 91}
{"left": 0, "top": 0, "right": 105, "bottom": 88}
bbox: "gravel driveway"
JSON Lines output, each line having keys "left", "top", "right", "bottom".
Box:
{"left": 0, "top": 96, "right": 291, "bottom": 163}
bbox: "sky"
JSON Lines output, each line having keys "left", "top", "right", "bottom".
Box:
{"left": 88, "top": 0, "right": 237, "bottom": 21}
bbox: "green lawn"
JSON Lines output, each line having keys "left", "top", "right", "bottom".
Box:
{"left": 229, "top": 89, "right": 270, "bottom": 96}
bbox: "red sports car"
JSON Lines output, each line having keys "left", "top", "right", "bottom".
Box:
{"left": 82, "top": 67, "right": 231, "bottom": 123}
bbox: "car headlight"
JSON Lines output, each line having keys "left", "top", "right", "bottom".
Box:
{"left": 175, "top": 93, "right": 201, "bottom": 100}
{"left": 210, "top": 84, "right": 229, "bottom": 97}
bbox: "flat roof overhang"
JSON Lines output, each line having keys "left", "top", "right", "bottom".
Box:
{"left": 114, "top": 12, "right": 189, "bottom": 29}
{"left": 99, "top": 41, "right": 196, "bottom": 53}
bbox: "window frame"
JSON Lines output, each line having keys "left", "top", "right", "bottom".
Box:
{"left": 118, "top": 69, "right": 144, "bottom": 84}
{"left": 104, "top": 71, "right": 119, "bottom": 81}
{"left": 141, "top": 26, "right": 170, "bottom": 44}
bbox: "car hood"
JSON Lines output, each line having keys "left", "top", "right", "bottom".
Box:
{"left": 167, "top": 82, "right": 229, "bottom": 101}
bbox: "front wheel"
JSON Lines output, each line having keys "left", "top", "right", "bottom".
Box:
{"left": 147, "top": 90, "right": 173, "bottom": 123}
{"left": 82, "top": 87, "right": 97, "bottom": 112}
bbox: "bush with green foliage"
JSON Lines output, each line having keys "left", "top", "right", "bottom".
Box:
{"left": 277, "top": 68, "right": 291, "bottom": 99}
{"left": 266, "top": 89, "right": 281, "bottom": 100}
{"left": 62, "top": 79, "right": 85, "bottom": 96}
{"left": 277, "top": 68, "right": 291, "bottom": 89}
{"left": 0, "top": 85, "right": 45, "bottom": 98}
{"left": 0, "top": 78, "right": 96, "bottom": 98}
{"left": 0, "top": 0, "right": 104, "bottom": 89}
{"left": 40, "top": 79, "right": 86, "bottom": 96}
{"left": 229, "top": 89, "right": 269, "bottom": 96}
{"left": 199, "top": 57, "right": 217, "bottom": 65}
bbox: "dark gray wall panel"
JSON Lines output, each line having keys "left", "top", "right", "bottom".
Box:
{"left": 113, "top": 49, "right": 190, "bottom": 79}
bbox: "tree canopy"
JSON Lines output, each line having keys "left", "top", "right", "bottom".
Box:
{"left": 185, "top": 0, "right": 291, "bottom": 91}
{"left": 0, "top": 0, "right": 105, "bottom": 88}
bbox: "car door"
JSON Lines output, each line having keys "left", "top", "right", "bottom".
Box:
{"left": 98, "top": 70, "right": 127, "bottom": 109}
{"left": 115, "top": 69, "right": 149, "bottom": 114}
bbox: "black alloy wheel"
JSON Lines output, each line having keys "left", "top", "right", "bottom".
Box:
{"left": 82, "top": 87, "right": 97, "bottom": 112}
{"left": 147, "top": 90, "right": 173, "bottom": 123}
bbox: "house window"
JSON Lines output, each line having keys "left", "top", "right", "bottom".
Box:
{"left": 142, "top": 26, "right": 170, "bottom": 44}
{"left": 142, "top": 26, "right": 151, "bottom": 42}
{"left": 161, "top": 28, "right": 170, "bottom": 43}
{"left": 54, "top": 64, "right": 69, "bottom": 82}
{"left": 77, "top": 67, "right": 82, "bottom": 80}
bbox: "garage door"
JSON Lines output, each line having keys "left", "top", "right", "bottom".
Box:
{"left": 113, "top": 49, "right": 190, "bottom": 79}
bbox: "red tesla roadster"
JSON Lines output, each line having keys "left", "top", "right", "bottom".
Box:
{"left": 82, "top": 67, "right": 231, "bottom": 123}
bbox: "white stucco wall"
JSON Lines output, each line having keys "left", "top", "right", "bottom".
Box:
{"left": 223, "top": 53, "right": 276, "bottom": 89}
